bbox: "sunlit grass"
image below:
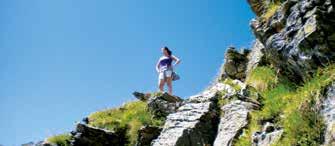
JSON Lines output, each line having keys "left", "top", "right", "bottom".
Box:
{"left": 88, "top": 100, "right": 164, "bottom": 146}
{"left": 46, "top": 133, "right": 71, "bottom": 146}
{"left": 262, "top": 3, "right": 281, "bottom": 21}
{"left": 246, "top": 66, "right": 278, "bottom": 92}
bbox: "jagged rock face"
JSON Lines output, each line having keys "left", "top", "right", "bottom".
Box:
{"left": 221, "top": 47, "right": 250, "bottom": 81}
{"left": 151, "top": 83, "right": 228, "bottom": 146}
{"left": 213, "top": 100, "right": 257, "bottom": 146}
{"left": 252, "top": 122, "right": 283, "bottom": 146}
{"left": 147, "top": 93, "right": 183, "bottom": 119}
{"left": 133, "top": 91, "right": 183, "bottom": 119}
{"left": 71, "top": 123, "right": 128, "bottom": 146}
{"left": 251, "top": 0, "right": 335, "bottom": 82}
{"left": 136, "top": 126, "right": 162, "bottom": 146}
{"left": 321, "top": 82, "right": 335, "bottom": 145}
{"left": 151, "top": 102, "right": 219, "bottom": 146}
{"left": 246, "top": 39, "right": 266, "bottom": 75}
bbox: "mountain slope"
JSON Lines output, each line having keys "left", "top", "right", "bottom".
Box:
{"left": 30, "top": 0, "right": 335, "bottom": 146}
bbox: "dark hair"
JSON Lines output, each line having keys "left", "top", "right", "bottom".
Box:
{"left": 163, "top": 46, "right": 172, "bottom": 56}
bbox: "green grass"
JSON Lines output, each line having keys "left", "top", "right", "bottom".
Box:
{"left": 46, "top": 133, "right": 72, "bottom": 146}
{"left": 261, "top": 2, "right": 281, "bottom": 21}
{"left": 248, "top": 0, "right": 283, "bottom": 19}
{"left": 246, "top": 66, "right": 278, "bottom": 92}
{"left": 235, "top": 64, "right": 335, "bottom": 145}
{"left": 257, "top": 84, "right": 293, "bottom": 121}
{"left": 88, "top": 100, "right": 164, "bottom": 146}
{"left": 222, "top": 78, "right": 243, "bottom": 91}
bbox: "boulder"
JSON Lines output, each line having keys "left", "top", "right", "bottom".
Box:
{"left": 133, "top": 92, "right": 151, "bottom": 101}
{"left": 71, "top": 123, "right": 128, "bottom": 146}
{"left": 146, "top": 92, "right": 183, "bottom": 119}
{"left": 136, "top": 126, "right": 162, "bottom": 146}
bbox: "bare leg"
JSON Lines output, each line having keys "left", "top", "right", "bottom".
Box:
{"left": 158, "top": 79, "right": 165, "bottom": 92}
{"left": 166, "top": 77, "right": 173, "bottom": 95}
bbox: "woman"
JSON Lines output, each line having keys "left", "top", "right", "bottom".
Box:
{"left": 156, "top": 46, "right": 181, "bottom": 95}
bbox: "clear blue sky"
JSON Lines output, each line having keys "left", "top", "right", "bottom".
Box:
{"left": 0, "top": 0, "right": 254, "bottom": 145}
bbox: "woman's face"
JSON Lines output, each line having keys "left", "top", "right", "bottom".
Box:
{"left": 161, "top": 48, "right": 169, "bottom": 56}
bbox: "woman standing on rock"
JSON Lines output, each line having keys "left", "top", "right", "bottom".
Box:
{"left": 156, "top": 46, "right": 181, "bottom": 95}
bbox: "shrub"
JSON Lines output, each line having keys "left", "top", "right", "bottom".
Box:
{"left": 46, "top": 133, "right": 71, "bottom": 146}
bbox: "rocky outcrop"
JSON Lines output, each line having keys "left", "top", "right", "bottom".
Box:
{"left": 252, "top": 122, "right": 283, "bottom": 146}
{"left": 133, "top": 92, "right": 183, "bottom": 119}
{"left": 213, "top": 100, "right": 257, "bottom": 146}
{"left": 152, "top": 101, "right": 218, "bottom": 146}
{"left": 321, "top": 82, "right": 335, "bottom": 145}
{"left": 151, "top": 82, "right": 231, "bottom": 146}
{"left": 148, "top": 93, "right": 183, "bottom": 119}
{"left": 220, "top": 47, "right": 250, "bottom": 81}
{"left": 136, "top": 126, "right": 162, "bottom": 146}
{"left": 70, "top": 123, "right": 128, "bottom": 146}
{"left": 251, "top": 0, "right": 335, "bottom": 82}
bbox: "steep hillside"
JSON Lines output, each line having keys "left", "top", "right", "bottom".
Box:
{"left": 27, "top": 0, "right": 335, "bottom": 145}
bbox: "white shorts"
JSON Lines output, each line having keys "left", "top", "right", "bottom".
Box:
{"left": 159, "top": 70, "right": 173, "bottom": 80}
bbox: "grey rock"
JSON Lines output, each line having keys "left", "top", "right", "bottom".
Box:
{"left": 151, "top": 83, "right": 223, "bottom": 146}
{"left": 213, "top": 100, "right": 257, "bottom": 146}
{"left": 22, "top": 142, "right": 35, "bottom": 146}
{"left": 188, "top": 82, "right": 237, "bottom": 103}
{"left": 251, "top": 0, "right": 335, "bottom": 82}
{"left": 246, "top": 39, "right": 265, "bottom": 75}
{"left": 133, "top": 92, "right": 150, "bottom": 101}
{"left": 151, "top": 101, "right": 219, "bottom": 146}
{"left": 136, "top": 126, "right": 162, "bottom": 146}
{"left": 321, "top": 82, "right": 335, "bottom": 145}
{"left": 147, "top": 92, "right": 183, "bottom": 119}
{"left": 252, "top": 129, "right": 283, "bottom": 146}
{"left": 71, "top": 123, "right": 128, "bottom": 146}
{"left": 251, "top": 122, "right": 283, "bottom": 146}
{"left": 22, "top": 141, "right": 56, "bottom": 146}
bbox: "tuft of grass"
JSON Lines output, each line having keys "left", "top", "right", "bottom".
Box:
{"left": 222, "top": 78, "right": 243, "bottom": 91}
{"left": 46, "top": 133, "right": 72, "bottom": 146}
{"left": 88, "top": 100, "right": 164, "bottom": 146}
{"left": 261, "top": 2, "right": 281, "bottom": 21}
{"left": 246, "top": 66, "right": 278, "bottom": 92}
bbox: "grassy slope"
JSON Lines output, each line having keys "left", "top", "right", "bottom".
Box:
{"left": 46, "top": 100, "right": 164, "bottom": 146}
{"left": 234, "top": 64, "right": 335, "bottom": 145}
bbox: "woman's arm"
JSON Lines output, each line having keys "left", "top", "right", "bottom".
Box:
{"left": 171, "top": 55, "right": 181, "bottom": 66}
